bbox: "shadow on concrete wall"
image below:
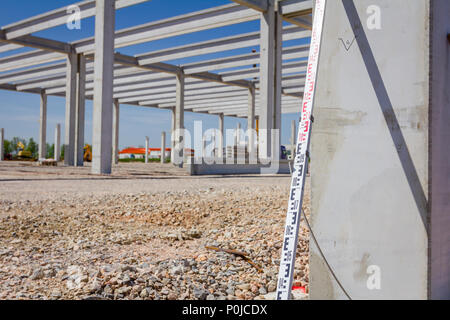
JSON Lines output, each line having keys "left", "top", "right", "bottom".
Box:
{"left": 342, "top": 0, "right": 428, "bottom": 231}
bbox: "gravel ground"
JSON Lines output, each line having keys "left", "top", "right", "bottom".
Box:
{"left": 0, "top": 161, "right": 310, "bottom": 300}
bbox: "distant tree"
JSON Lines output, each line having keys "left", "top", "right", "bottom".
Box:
{"left": 61, "top": 144, "right": 65, "bottom": 160}
{"left": 46, "top": 143, "right": 55, "bottom": 159}
{"left": 3, "top": 139, "right": 12, "bottom": 155}
{"left": 26, "top": 138, "right": 38, "bottom": 158}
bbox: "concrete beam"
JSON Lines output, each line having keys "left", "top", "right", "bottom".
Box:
{"left": 0, "top": 62, "right": 66, "bottom": 85}
{"left": 38, "top": 92, "right": 47, "bottom": 160}
{"left": 136, "top": 25, "right": 309, "bottom": 65}
{"left": 92, "top": 0, "right": 115, "bottom": 174}
{"left": 0, "top": 43, "right": 22, "bottom": 54}
{"left": 0, "top": 33, "right": 73, "bottom": 54}
{"left": 279, "top": 0, "right": 313, "bottom": 17}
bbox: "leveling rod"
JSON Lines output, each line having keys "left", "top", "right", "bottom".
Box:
{"left": 276, "top": 0, "right": 327, "bottom": 300}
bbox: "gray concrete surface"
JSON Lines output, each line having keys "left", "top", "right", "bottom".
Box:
{"left": 310, "top": 0, "right": 449, "bottom": 299}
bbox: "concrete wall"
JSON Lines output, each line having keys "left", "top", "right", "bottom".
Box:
{"left": 310, "top": 0, "right": 443, "bottom": 299}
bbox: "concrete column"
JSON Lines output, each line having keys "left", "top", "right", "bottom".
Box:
{"left": 273, "top": 7, "right": 283, "bottom": 153}
{"left": 290, "top": 120, "right": 296, "bottom": 158}
{"left": 429, "top": 0, "right": 450, "bottom": 299}
{"left": 259, "top": 0, "right": 275, "bottom": 159}
{"left": 202, "top": 138, "right": 207, "bottom": 159}
{"left": 64, "top": 53, "right": 78, "bottom": 166}
{"left": 145, "top": 136, "right": 149, "bottom": 164}
{"left": 74, "top": 54, "right": 86, "bottom": 167}
{"left": 247, "top": 87, "right": 256, "bottom": 157}
{"left": 38, "top": 92, "right": 47, "bottom": 160}
{"left": 170, "top": 107, "right": 176, "bottom": 163}
{"left": 235, "top": 123, "right": 241, "bottom": 146}
{"left": 92, "top": 0, "right": 115, "bottom": 174}
{"left": 310, "top": 0, "right": 450, "bottom": 299}
{"left": 54, "top": 124, "right": 61, "bottom": 162}
{"left": 174, "top": 72, "right": 185, "bottom": 167}
{"left": 112, "top": 99, "right": 120, "bottom": 165}
{"left": 218, "top": 113, "right": 224, "bottom": 158}
{"left": 0, "top": 128, "right": 4, "bottom": 161}
{"left": 161, "top": 132, "right": 166, "bottom": 164}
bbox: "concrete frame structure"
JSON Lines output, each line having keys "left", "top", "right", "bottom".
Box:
{"left": 0, "top": 0, "right": 312, "bottom": 174}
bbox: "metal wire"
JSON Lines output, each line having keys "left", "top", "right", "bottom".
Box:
{"left": 302, "top": 209, "right": 353, "bottom": 300}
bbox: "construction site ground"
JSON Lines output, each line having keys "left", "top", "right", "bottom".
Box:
{"left": 0, "top": 161, "right": 310, "bottom": 300}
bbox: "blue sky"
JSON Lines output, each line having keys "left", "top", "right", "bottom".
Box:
{"left": 0, "top": 0, "right": 302, "bottom": 150}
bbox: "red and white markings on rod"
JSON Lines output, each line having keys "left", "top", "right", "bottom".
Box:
{"left": 276, "top": 0, "right": 327, "bottom": 301}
